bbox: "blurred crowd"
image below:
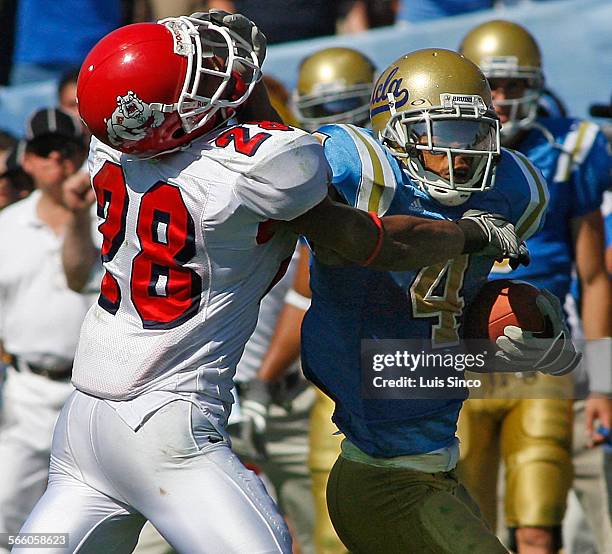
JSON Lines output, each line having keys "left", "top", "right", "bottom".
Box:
{"left": 0, "top": 2, "right": 610, "bottom": 554}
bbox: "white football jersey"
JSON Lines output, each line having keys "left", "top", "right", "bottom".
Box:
{"left": 72, "top": 122, "right": 329, "bottom": 404}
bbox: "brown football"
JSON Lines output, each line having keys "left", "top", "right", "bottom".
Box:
{"left": 463, "top": 279, "right": 549, "bottom": 341}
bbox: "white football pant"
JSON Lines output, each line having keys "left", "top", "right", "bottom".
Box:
{"left": 18, "top": 390, "right": 291, "bottom": 553}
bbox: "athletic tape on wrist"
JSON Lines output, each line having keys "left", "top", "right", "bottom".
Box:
{"left": 284, "top": 288, "right": 311, "bottom": 311}
{"left": 361, "top": 212, "right": 384, "bottom": 267}
{"left": 584, "top": 337, "right": 612, "bottom": 394}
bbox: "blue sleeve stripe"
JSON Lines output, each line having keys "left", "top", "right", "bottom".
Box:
{"left": 343, "top": 125, "right": 397, "bottom": 216}
{"left": 553, "top": 121, "right": 599, "bottom": 182}
{"left": 509, "top": 149, "right": 549, "bottom": 239}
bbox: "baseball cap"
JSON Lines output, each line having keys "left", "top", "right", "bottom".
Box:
{"left": 25, "top": 107, "right": 83, "bottom": 141}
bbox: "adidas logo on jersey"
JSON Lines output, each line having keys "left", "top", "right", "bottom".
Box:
{"left": 410, "top": 197, "right": 423, "bottom": 211}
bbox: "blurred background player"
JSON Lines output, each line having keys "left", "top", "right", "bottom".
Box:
{"left": 293, "top": 47, "right": 376, "bottom": 132}
{"left": 458, "top": 19, "right": 612, "bottom": 554}
{"left": 239, "top": 46, "right": 377, "bottom": 554}
{"left": 0, "top": 118, "right": 90, "bottom": 554}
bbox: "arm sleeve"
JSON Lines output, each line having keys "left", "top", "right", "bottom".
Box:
{"left": 233, "top": 133, "right": 330, "bottom": 221}
{"left": 318, "top": 124, "right": 400, "bottom": 216}
{"left": 569, "top": 128, "right": 612, "bottom": 219}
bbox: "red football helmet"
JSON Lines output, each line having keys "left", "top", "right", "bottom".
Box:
{"left": 77, "top": 16, "right": 261, "bottom": 157}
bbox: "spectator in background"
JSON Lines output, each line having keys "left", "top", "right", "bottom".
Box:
{"left": 0, "top": 125, "right": 90, "bottom": 554}
{"left": 208, "top": 1, "right": 351, "bottom": 43}
{"left": 148, "top": 0, "right": 203, "bottom": 20}
{"left": 57, "top": 69, "right": 80, "bottom": 119}
{"left": 0, "top": 131, "right": 18, "bottom": 175}
{"left": 10, "top": 0, "right": 123, "bottom": 85}
{"left": 341, "top": 0, "right": 398, "bottom": 32}
{"left": 0, "top": 133, "right": 31, "bottom": 210}
{"left": 0, "top": 0, "right": 17, "bottom": 85}
{"left": 0, "top": 148, "right": 33, "bottom": 210}
{"left": 397, "top": 0, "right": 493, "bottom": 22}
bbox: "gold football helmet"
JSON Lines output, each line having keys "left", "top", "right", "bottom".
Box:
{"left": 370, "top": 49, "right": 500, "bottom": 206}
{"left": 460, "top": 20, "right": 544, "bottom": 139}
{"left": 294, "top": 47, "right": 376, "bottom": 131}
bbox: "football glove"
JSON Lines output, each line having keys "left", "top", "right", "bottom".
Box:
{"left": 190, "top": 9, "right": 267, "bottom": 67}
{"left": 460, "top": 210, "right": 530, "bottom": 269}
{"left": 230, "top": 378, "right": 271, "bottom": 462}
{"left": 495, "top": 289, "right": 582, "bottom": 376}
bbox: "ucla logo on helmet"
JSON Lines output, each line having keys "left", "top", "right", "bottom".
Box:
{"left": 370, "top": 66, "right": 410, "bottom": 116}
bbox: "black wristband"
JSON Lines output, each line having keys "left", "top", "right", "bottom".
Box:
{"left": 456, "top": 219, "right": 487, "bottom": 254}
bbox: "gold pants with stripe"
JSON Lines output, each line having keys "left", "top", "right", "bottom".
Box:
{"left": 457, "top": 373, "right": 574, "bottom": 529}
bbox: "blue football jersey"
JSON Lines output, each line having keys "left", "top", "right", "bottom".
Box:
{"left": 490, "top": 118, "right": 611, "bottom": 300}
{"left": 301, "top": 124, "right": 548, "bottom": 457}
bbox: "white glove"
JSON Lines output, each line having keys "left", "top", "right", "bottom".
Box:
{"left": 190, "top": 9, "right": 267, "bottom": 66}
{"left": 495, "top": 289, "right": 582, "bottom": 376}
{"left": 228, "top": 378, "right": 270, "bottom": 462}
{"left": 460, "top": 210, "right": 530, "bottom": 269}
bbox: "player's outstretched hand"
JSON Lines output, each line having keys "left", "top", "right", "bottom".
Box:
{"left": 459, "top": 210, "right": 530, "bottom": 268}
{"left": 495, "top": 289, "right": 581, "bottom": 376}
{"left": 233, "top": 378, "right": 271, "bottom": 462}
{"left": 190, "top": 10, "right": 267, "bottom": 66}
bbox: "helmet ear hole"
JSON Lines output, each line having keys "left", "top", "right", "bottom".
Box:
{"left": 172, "top": 128, "right": 186, "bottom": 140}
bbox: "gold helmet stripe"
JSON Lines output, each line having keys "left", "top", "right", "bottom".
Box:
{"left": 343, "top": 124, "right": 397, "bottom": 216}
{"left": 553, "top": 121, "right": 599, "bottom": 183}
{"left": 509, "top": 149, "right": 549, "bottom": 239}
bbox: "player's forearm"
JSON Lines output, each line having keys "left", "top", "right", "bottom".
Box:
{"left": 581, "top": 274, "right": 612, "bottom": 339}
{"left": 258, "top": 304, "right": 305, "bottom": 382}
{"left": 287, "top": 197, "right": 468, "bottom": 270}
{"left": 374, "top": 215, "right": 466, "bottom": 270}
{"left": 62, "top": 209, "right": 98, "bottom": 292}
{"left": 574, "top": 210, "right": 612, "bottom": 338}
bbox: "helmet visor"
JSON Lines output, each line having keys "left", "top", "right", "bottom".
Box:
{"left": 300, "top": 96, "right": 367, "bottom": 120}
{"left": 408, "top": 119, "right": 498, "bottom": 153}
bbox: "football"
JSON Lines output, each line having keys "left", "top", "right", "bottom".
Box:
{"left": 463, "top": 279, "right": 549, "bottom": 341}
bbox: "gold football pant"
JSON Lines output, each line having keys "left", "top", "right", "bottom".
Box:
{"left": 457, "top": 374, "right": 573, "bottom": 530}
{"left": 308, "top": 390, "right": 347, "bottom": 554}
{"left": 327, "top": 454, "right": 508, "bottom": 554}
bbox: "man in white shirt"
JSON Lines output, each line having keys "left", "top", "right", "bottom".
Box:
{"left": 0, "top": 130, "right": 90, "bottom": 554}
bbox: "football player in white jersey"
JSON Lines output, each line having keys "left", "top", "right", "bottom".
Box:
{"left": 17, "top": 12, "right": 531, "bottom": 554}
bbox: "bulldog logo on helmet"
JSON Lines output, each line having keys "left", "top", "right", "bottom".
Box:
{"left": 105, "top": 91, "right": 165, "bottom": 146}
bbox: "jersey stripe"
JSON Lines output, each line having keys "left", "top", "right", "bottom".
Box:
{"left": 510, "top": 150, "right": 549, "bottom": 239}
{"left": 553, "top": 121, "right": 598, "bottom": 182}
{"left": 342, "top": 125, "right": 396, "bottom": 215}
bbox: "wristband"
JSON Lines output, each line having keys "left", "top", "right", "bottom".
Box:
{"left": 285, "top": 288, "right": 311, "bottom": 311}
{"left": 361, "top": 212, "right": 384, "bottom": 267}
{"left": 585, "top": 337, "right": 612, "bottom": 394}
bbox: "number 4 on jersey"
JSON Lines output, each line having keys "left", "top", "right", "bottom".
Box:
{"left": 410, "top": 256, "right": 469, "bottom": 346}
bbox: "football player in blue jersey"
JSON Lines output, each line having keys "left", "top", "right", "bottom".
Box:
{"left": 459, "top": 20, "right": 612, "bottom": 554}
{"left": 298, "top": 48, "right": 581, "bottom": 554}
